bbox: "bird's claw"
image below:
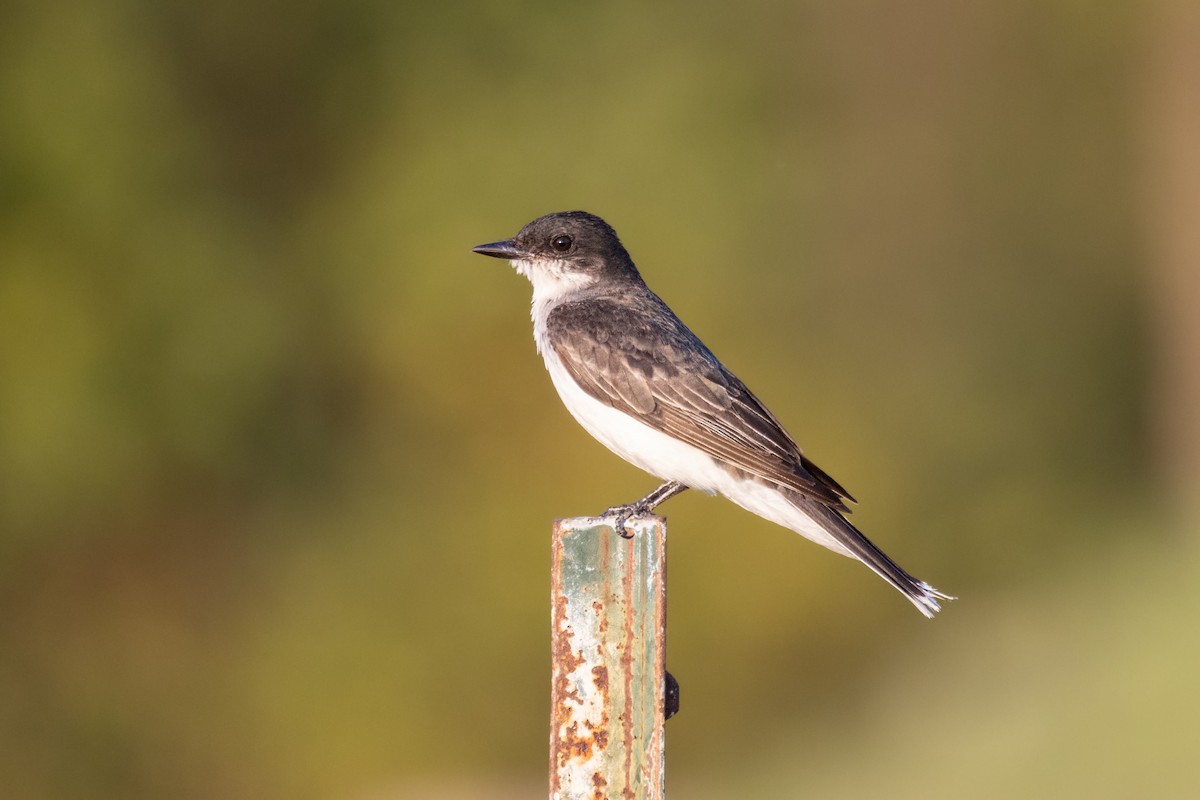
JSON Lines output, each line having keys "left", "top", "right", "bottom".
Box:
{"left": 601, "top": 502, "right": 649, "bottom": 538}
{"left": 599, "top": 481, "right": 687, "bottom": 538}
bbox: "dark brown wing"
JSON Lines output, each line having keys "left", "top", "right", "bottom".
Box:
{"left": 546, "top": 295, "right": 854, "bottom": 511}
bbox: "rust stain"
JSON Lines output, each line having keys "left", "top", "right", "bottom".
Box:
{"left": 593, "top": 599, "right": 608, "bottom": 634}
{"left": 621, "top": 532, "right": 637, "bottom": 797}
{"left": 550, "top": 527, "right": 563, "bottom": 793}
{"left": 551, "top": 573, "right": 612, "bottom": 781}
{"left": 567, "top": 721, "right": 593, "bottom": 759}
{"left": 551, "top": 565, "right": 592, "bottom": 782}
{"left": 551, "top": 595, "right": 585, "bottom": 709}
{"left": 552, "top": 711, "right": 612, "bottom": 768}
{"left": 587, "top": 717, "right": 610, "bottom": 750}
{"left": 591, "top": 664, "right": 608, "bottom": 694}
{"left": 591, "top": 770, "right": 608, "bottom": 800}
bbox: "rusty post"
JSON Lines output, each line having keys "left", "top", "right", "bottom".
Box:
{"left": 550, "top": 516, "right": 667, "bottom": 800}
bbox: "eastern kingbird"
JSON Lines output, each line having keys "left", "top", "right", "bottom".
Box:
{"left": 473, "top": 211, "right": 952, "bottom": 617}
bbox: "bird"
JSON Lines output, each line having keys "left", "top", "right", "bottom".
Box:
{"left": 473, "top": 211, "right": 952, "bottom": 617}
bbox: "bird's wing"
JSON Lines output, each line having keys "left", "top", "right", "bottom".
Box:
{"left": 546, "top": 296, "right": 853, "bottom": 510}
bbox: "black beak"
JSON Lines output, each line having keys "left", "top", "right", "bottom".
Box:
{"left": 472, "top": 239, "right": 523, "bottom": 259}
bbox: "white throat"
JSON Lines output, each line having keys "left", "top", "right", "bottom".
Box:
{"left": 511, "top": 257, "right": 596, "bottom": 354}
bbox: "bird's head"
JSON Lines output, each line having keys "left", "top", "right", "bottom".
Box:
{"left": 473, "top": 211, "right": 640, "bottom": 303}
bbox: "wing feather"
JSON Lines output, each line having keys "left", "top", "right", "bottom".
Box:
{"left": 546, "top": 296, "right": 853, "bottom": 510}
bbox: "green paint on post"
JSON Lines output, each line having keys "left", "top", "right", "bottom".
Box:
{"left": 549, "top": 516, "right": 667, "bottom": 800}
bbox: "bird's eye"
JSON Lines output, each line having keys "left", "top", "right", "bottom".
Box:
{"left": 550, "top": 234, "right": 573, "bottom": 252}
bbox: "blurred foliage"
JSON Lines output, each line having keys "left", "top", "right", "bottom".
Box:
{"left": 0, "top": 0, "right": 1195, "bottom": 798}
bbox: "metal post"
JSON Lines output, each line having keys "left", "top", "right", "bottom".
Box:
{"left": 549, "top": 516, "right": 667, "bottom": 800}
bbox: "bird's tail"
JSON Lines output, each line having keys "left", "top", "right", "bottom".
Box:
{"left": 799, "top": 495, "right": 954, "bottom": 618}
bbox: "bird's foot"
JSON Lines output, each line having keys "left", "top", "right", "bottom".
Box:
{"left": 600, "top": 501, "right": 653, "bottom": 539}
{"left": 601, "top": 480, "right": 689, "bottom": 538}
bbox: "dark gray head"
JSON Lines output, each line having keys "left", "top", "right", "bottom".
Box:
{"left": 472, "top": 211, "right": 642, "bottom": 299}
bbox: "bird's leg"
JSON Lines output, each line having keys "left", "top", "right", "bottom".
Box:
{"left": 602, "top": 480, "right": 689, "bottom": 539}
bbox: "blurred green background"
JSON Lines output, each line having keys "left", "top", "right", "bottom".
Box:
{"left": 3, "top": 1, "right": 1199, "bottom": 798}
